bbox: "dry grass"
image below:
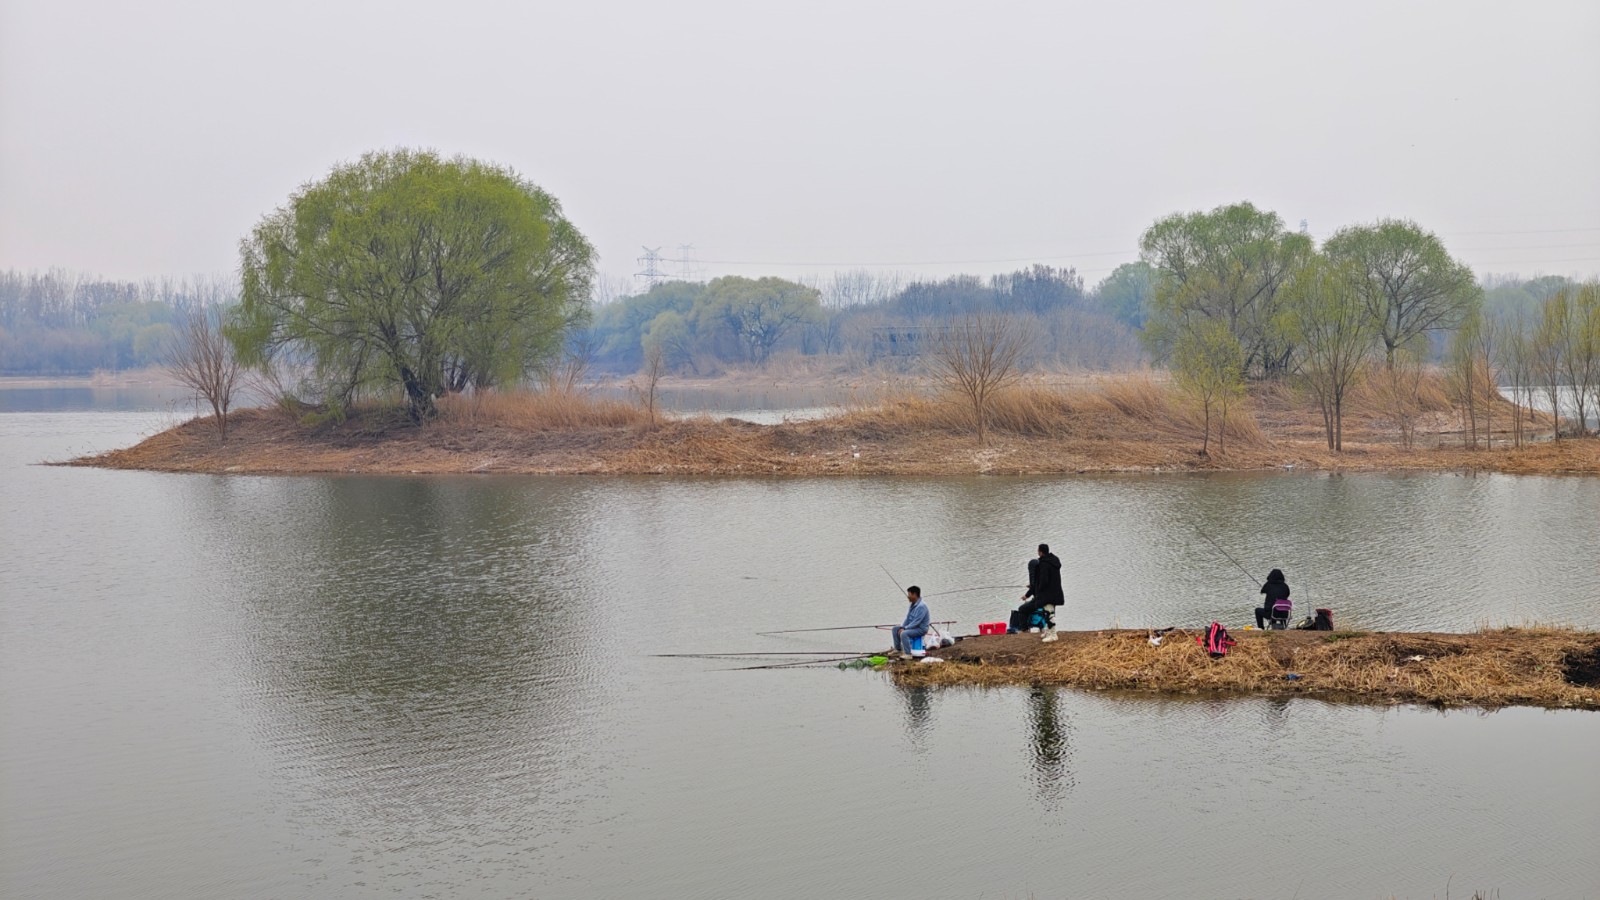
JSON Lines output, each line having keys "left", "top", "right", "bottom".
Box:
{"left": 893, "top": 627, "right": 1600, "bottom": 710}
{"left": 1345, "top": 369, "right": 1454, "bottom": 414}
{"left": 830, "top": 377, "right": 1267, "bottom": 449}
{"left": 434, "top": 389, "right": 649, "bottom": 429}
{"left": 65, "top": 372, "right": 1600, "bottom": 477}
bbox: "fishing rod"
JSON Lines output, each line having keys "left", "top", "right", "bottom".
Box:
{"left": 756, "top": 623, "right": 890, "bottom": 635}
{"left": 756, "top": 621, "right": 956, "bottom": 636}
{"left": 924, "top": 584, "right": 1025, "bottom": 597}
{"left": 879, "top": 563, "right": 905, "bottom": 594}
{"left": 656, "top": 651, "right": 865, "bottom": 657}
{"left": 1195, "top": 529, "right": 1261, "bottom": 589}
{"left": 731, "top": 653, "right": 878, "bottom": 671}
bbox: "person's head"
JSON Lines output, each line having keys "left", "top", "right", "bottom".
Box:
{"left": 1267, "top": 568, "right": 1285, "bottom": 583}
{"left": 1037, "top": 543, "right": 1050, "bottom": 556}
{"left": 906, "top": 586, "right": 921, "bottom": 603}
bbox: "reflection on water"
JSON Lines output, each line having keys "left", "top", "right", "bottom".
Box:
{"left": 0, "top": 382, "right": 190, "bottom": 412}
{"left": 4, "top": 410, "right": 1600, "bottom": 899}
{"left": 901, "top": 685, "right": 933, "bottom": 747}
{"left": 1026, "top": 686, "right": 1074, "bottom": 809}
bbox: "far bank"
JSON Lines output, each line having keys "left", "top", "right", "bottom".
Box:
{"left": 63, "top": 376, "right": 1600, "bottom": 477}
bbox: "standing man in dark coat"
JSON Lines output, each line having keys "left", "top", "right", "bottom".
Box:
{"left": 1010, "top": 543, "right": 1064, "bottom": 640}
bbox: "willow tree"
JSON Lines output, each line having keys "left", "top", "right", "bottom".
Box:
{"left": 1140, "top": 202, "right": 1312, "bottom": 379}
{"left": 231, "top": 149, "right": 595, "bottom": 421}
{"left": 693, "top": 276, "right": 822, "bottom": 366}
{"left": 1322, "top": 219, "right": 1479, "bottom": 367}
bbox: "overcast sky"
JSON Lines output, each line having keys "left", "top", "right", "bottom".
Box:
{"left": 2, "top": 0, "right": 1597, "bottom": 291}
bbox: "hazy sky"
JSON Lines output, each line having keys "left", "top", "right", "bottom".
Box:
{"left": 3, "top": 0, "right": 1597, "bottom": 290}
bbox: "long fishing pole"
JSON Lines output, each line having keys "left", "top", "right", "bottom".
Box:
{"left": 756, "top": 623, "right": 890, "bottom": 635}
{"left": 756, "top": 621, "right": 956, "bottom": 636}
{"left": 879, "top": 563, "right": 905, "bottom": 594}
{"left": 651, "top": 651, "right": 866, "bottom": 658}
{"left": 924, "top": 584, "right": 1025, "bottom": 597}
{"left": 731, "top": 653, "right": 877, "bottom": 671}
{"left": 1195, "top": 529, "right": 1261, "bottom": 589}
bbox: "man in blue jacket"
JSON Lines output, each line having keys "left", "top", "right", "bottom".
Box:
{"left": 892, "top": 586, "right": 930, "bottom": 657}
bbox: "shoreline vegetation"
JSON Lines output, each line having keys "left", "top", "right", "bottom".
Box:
{"left": 889, "top": 628, "right": 1600, "bottom": 711}
{"left": 63, "top": 370, "right": 1600, "bottom": 477}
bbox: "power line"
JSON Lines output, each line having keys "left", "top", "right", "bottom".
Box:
{"left": 659, "top": 224, "right": 1600, "bottom": 276}
{"left": 690, "top": 248, "right": 1140, "bottom": 268}
{"left": 634, "top": 246, "right": 668, "bottom": 287}
{"left": 679, "top": 230, "right": 1600, "bottom": 271}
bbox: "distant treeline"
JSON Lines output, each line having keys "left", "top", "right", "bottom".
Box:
{"left": 586, "top": 263, "right": 1153, "bottom": 374}
{"left": 0, "top": 263, "right": 1585, "bottom": 378}
{"left": 0, "top": 270, "right": 234, "bottom": 374}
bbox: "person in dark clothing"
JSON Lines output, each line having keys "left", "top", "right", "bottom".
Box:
{"left": 1009, "top": 544, "right": 1064, "bottom": 638}
{"left": 1254, "top": 569, "right": 1292, "bottom": 629}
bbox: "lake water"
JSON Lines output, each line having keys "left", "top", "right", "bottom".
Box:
{"left": 3, "top": 401, "right": 1598, "bottom": 899}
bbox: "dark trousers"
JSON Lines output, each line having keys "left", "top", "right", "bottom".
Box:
{"left": 1010, "top": 599, "right": 1056, "bottom": 632}
{"left": 1255, "top": 606, "right": 1288, "bottom": 629}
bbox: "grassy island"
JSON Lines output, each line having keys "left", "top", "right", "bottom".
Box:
{"left": 891, "top": 627, "right": 1600, "bottom": 711}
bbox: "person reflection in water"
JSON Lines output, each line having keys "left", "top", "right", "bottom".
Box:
{"left": 1028, "top": 686, "right": 1073, "bottom": 805}
{"left": 902, "top": 685, "right": 932, "bottom": 731}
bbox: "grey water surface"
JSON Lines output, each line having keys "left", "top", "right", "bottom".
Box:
{"left": 3, "top": 405, "right": 1598, "bottom": 900}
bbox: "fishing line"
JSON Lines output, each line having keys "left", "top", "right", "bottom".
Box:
{"left": 1194, "top": 529, "right": 1261, "bottom": 589}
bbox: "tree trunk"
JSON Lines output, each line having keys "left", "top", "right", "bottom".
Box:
{"left": 400, "top": 366, "right": 436, "bottom": 422}
{"left": 1334, "top": 393, "right": 1343, "bottom": 452}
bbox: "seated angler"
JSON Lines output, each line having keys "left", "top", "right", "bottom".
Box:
{"left": 892, "top": 586, "right": 930, "bottom": 657}
{"left": 1254, "top": 569, "right": 1292, "bottom": 629}
{"left": 1009, "top": 543, "right": 1064, "bottom": 641}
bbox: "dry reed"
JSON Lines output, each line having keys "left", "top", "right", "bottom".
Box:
{"left": 830, "top": 377, "right": 1267, "bottom": 450}
{"left": 434, "top": 389, "right": 649, "bottom": 429}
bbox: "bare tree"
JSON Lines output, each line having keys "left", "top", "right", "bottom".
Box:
{"left": 1448, "top": 314, "right": 1505, "bottom": 450}
{"left": 929, "top": 314, "right": 1030, "bottom": 446}
{"left": 1285, "top": 257, "right": 1373, "bottom": 451}
{"left": 166, "top": 307, "right": 241, "bottom": 441}
{"left": 632, "top": 339, "right": 665, "bottom": 427}
{"left": 1533, "top": 294, "right": 1569, "bottom": 439}
{"left": 808, "top": 270, "right": 904, "bottom": 355}
{"left": 1370, "top": 342, "right": 1426, "bottom": 450}
{"left": 1553, "top": 283, "right": 1600, "bottom": 435}
{"left": 540, "top": 331, "right": 596, "bottom": 394}
{"left": 1498, "top": 310, "right": 1534, "bottom": 448}
{"left": 1477, "top": 316, "right": 1501, "bottom": 450}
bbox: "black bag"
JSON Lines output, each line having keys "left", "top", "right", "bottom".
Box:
{"left": 1313, "top": 608, "right": 1334, "bottom": 631}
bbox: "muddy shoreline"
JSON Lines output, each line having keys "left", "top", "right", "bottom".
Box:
{"left": 62, "top": 403, "right": 1600, "bottom": 477}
